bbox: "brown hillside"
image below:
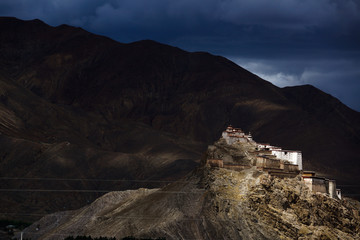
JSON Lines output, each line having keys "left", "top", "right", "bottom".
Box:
{"left": 21, "top": 166, "right": 360, "bottom": 240}
{"left": 0, "top": 17, "right": 359, "bottom": 220}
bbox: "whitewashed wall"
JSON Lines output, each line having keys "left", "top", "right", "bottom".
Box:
{"left": 272, "top": 150, "right": 302, "bottom": 170}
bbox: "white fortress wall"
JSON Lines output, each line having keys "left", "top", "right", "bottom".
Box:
{"left": 336, "top": 189, "right": 342, "bottom": 199}
{"left": 222, "top": 126, "right": 303, "bottom": 170}
{"left": 328, "top": 180, "right": 337, "bottom": 199}
{"left": 272, "top": 150, "right": 303, "bottom": 170}
{"left": 296, "top": 152, "right": 303, "bottom": 170}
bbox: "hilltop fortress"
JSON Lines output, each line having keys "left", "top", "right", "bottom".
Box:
{"left": 206, "top": 125, "right": 342, "bottom": 200}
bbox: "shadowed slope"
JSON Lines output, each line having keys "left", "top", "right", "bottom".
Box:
{"left": 0, "top": 73, "right": 203, "bottom": 220}
{"left": 0, "top": 17, "right": 360, "bottom": 220}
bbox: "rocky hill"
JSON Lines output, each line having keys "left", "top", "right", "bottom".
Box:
{"left": 18, "top": 139, "right": 360, "bottom": 239}
{"left": 21, "top": 143, "right": 360, "bottom": 239}
{"left": 0, "top": 17, "right": 360, "bottom": 221}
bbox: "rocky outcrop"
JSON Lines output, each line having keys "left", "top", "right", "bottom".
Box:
{"left": 205, "top": 138, "right": 255, "bottom": 166}
{"left": 21, "top": 166, "right": 360, "bottom": 240}
{"left": 22, "top": 141, "right": 360, "bottom": 239}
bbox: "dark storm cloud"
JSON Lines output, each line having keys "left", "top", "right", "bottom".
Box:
{"left": 233, "top": 57, "right": 360, "bottom": 109}
{"left": 1, "top": 0, "right": 360, "bottom": 110}
{"left": 2, "top": 0, "right": 359, "bottom": 44}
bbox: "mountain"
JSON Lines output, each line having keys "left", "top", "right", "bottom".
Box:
{"left": 0, "top": 17, "right": 360, "bottom": 221}
{"left": 0, "top": 73, "right": 204, "bottom": 220}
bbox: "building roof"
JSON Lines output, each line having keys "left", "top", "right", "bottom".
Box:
{"left": 272, "top": 149, "right": 301, "bottom": 153}
{"left": 302, "top": 176, "right": 327, "bottom": 180}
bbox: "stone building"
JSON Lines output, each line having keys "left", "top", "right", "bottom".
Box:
{"left": 207, "top": 125, "right": 302, "bottom": 177}
{"left": 271, "top": 150, "right": 303, "bottom": 170}
{"left": 302, "top": 171, "right": 342, "bottom": 199}
{"left": 221, "top": 125, "right": 253, "bottom": 145}
{"left": 221, "top": 125, "right": 303, "bottom": 171}
{"left": 208, "top": 125, "right": 342, "bottom": 199}
{"left": 257, "top": 143, "right": 302, "bottom": 170}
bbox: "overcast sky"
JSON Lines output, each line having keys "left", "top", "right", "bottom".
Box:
{"left": 1, "top": 0, "right": 360, "bottom": 111}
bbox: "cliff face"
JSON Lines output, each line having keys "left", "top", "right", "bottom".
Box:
{"left": 22, "top": 166, "right": 360, "bottom": 240}
{"left": 1, "top": 17, "right": 360, "bottom": 220}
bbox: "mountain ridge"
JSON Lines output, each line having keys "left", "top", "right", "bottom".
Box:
{"left": 0, "top": 17, "right": 360, "bottom": 221}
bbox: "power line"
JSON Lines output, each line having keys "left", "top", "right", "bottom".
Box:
{"left": 16, "top": 231, "right": 202, "bottom": 240}
{"left": 2, "top": 178, "right": 359, "bottom": 188}
{"left": 0, "top": 188, "right": 205, "bottom": 194}
{"left": 337, "top": 185, "right": 360, "bottom": 187}
{"left": 0, "top": 189, "right": 112, "bottom": 193}
{"left": 0, "top": 212, "right": 207, "bottom": 221}
{"left": 1, "top": 179, "right": 359, "bottom": 198}
{"left": 1, "top": 188, "right": 359, "bottom": 195}
{"left": 0, "top": 177, "right": 195, "bottom": 184}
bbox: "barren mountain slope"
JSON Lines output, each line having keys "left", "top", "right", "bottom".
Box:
{"left": 1, "top": 17, "right": 360, "bottom": 221}
{"left": 0, "top": 74, "right": 203, "bottom": 220}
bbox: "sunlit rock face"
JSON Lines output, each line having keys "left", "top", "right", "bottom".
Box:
{"left": 22, "top": 166, "right": 360, "bottom": 240}
{"left": 23, "top": 142, "right": 360, "bottom": 240}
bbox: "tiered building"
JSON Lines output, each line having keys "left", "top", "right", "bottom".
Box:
{"left": 221, "top": 125, "right": 253, "bottom": 144}
{"left": 256, "top": 143, "right": 302, "bottom": 170}
{"left": 207, "top": 125, "right": 342, "bottom": 199}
